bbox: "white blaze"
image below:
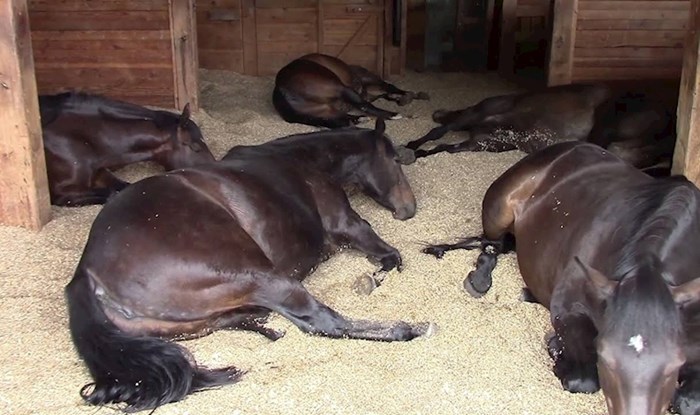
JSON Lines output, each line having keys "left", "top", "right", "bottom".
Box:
{"left": 628, "top": 334, "right": 644, "bottom": 353}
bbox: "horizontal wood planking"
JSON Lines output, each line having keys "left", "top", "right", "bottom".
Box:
{"left": 199, "top": 49, "right": 244, "bottom": 71}
{"left": 576, "top": 30, "right": 686, "bottom": 48}
{"left": 323, "top": 19, "right": 379, "bottom": 45}
{"left": 572, "top": 65, "right": 682, "bottom": 80}
{"left": 29, "top": 0, "right": 176, "bottom": 108}
{"left": 197, "top": 19, "right": 243, "bottom": 50}
{"left": 577, "top": 18, "right": 688, "bottom": 30}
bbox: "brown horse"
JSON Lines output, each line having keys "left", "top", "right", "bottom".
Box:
{"left": 273, "top": 53, "right": 429, "bottom": 128}
{"left": 65, "top": 118, "right": 429, "bottom": 412}
{"left": 403, "top": 83, "right": 676, "bottom": 174}
{"left": 39, "top": 91, "right": 215, "bottom": 206}
{"left": 421, "top": 141, "right": 700, "bottom": 415}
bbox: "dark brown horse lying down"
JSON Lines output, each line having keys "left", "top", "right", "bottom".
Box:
{"left": 273, "top": 53, "right": 429, "bottom": 128}
{"left": 403, "top": 83, "right": 676, "bottom": 173}
{"left": 65, "top": 119, "right": 429, "bottom": 412}
{"left": 422, "top": 141, "right": 700, "bottom": 415}
{"left": 39, "top": 92, "right": 215, "bottom": 206}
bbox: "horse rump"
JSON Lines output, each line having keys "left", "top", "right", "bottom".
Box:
{"left": 65, "top": 268, "right": 242, "bottom": 412}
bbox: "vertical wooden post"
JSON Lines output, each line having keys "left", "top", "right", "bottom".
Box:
{"left": 0, "top": 0, "right": 51, "bottom": 230}
{"left": 546, "top": 0, "right": 578, "bottom": 86}
{"left": 170, "top": 0, "right": 199, "bottom": 111}
{"left": 672, "top": 0, "right": 700, "bottom": 184}
{"left": 241, "top": 0, "right": 257, "bottom": 76}
{"left": 498, "top": 0, "right": 517, "bottom": 77}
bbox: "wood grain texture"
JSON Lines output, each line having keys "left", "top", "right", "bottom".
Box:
{"left": 0, "top": 0, "right": 51, "bottom": 230}
{"left": 547, "top": 0, "right": 578, "bottom": 85}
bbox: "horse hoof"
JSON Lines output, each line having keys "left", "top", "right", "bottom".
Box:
{"left": 463, "top": 277, "right": 488, "bottom": 298}
{"left": 395, "top": 146, "right": 416, "bottom": 165}
{"left": 353, "top": 274, "right": 378, "bottom": 296}
{"left": 390, "top": 114, "right": 403, "bottom": 120}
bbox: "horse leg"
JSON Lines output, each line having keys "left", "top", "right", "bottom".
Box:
{"left": 94, "top": 169, "right": 130, "bottom": 193}
{"left": 52, "top": 187, "right": 115, "bottom": 207}
{"left": 422, "top": 236, "right": 482, "bottom": 259}
{"left": 413, "top": 134, "right": 516, "bottom": 159}
{"left": 341, "top": 88, "right": 401, "bottom": 120}
{"left": 547, "top": 312, "right": 600, "bottom": 393}
{"left": 404, "top": 125, "right": 454, "bottom": 151}
{"left": 216, "top": 308, "right": 285, "bottom": 341}
{"left": 672, "top": 364, "right": 700, "bottom": 415}
{"left": 252, "top": 275, "right": 430, "bottom": 342}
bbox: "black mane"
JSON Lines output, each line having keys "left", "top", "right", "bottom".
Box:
{"left": 38, "top": 91, "right": 175, "bottom": 127}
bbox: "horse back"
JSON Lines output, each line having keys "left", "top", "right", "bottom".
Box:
{"left": 298, "top": 53, "right": 355, "bottom": 87}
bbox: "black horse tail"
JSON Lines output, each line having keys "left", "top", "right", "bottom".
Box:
{"left": 341, "top": 87, "right": 400, "bottom": 119}
{"left": 65, "top": 268, "right": 242, "bottom": 412}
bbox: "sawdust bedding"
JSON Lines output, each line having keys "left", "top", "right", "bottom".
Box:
{"left": 0, "top": 69, "right": 613, "bottom": 415}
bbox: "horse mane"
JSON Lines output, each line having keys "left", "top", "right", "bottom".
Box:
{"left": 39, "top": 91, "right": 175, "bottom": 127}
{"left": 603, "top": 177, "right": 698, "bottom": 340}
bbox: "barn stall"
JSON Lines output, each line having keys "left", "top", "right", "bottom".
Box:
{"left": 1, "top": 0, "right": 700, "bottom": 414}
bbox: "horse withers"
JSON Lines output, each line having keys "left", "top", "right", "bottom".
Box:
{"left": 65, "top": 118, "right": 428, "bottom": 412}
{"left": 403, "top": 83, "right": 676, "bottom": 175}
{"left": 273, "top": 53, "right": 429, "bottom": 128}
{"left": 39, "top": 91, "right": 215, "bottom": 206}
{"left": 421, "top": 141, "right": 700, "bottom": 415}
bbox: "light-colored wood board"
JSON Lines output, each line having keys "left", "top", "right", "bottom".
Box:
{"left": 170, "top": 0, "right": 200, "bottom": 111}
{"left": 547, "top": 0, "right": 578, "bottom": 85}
{"left": 29, "top": 11, "right": 170, "bottom": 30}
{"left": 575, "top": 30, "right": 686, "bottom": 48}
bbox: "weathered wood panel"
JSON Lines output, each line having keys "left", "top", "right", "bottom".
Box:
{"left": 570, "top": 0, "right": 690, "bottom": 83}
{"left": 547, "top": 0, "right": 578, "bottom": 85}
{"left": 673, "top": 0, "right": 700, "bottom": 184}
{"left": 196, "top": 0, "right": 244, "bottom": 73}
{"left": 28, "top": 0, "right": 181, "bottom": 108}
{"left": 256, "top": 4, "right": 318, "bottom": 76}
{"left": 1, "top": 0, "right": 51, "bottom": 230}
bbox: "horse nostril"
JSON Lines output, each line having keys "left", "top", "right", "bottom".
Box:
{"left": 393, "top": 207, "right": 415, "bottom": 220}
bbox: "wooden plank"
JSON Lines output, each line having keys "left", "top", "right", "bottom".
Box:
{"left": 256, "top": 7, "right": 316, "bottom": 23}
{"left": 241, "top": 0, "right": 257, "bottom": 75}
{"left": 574, "top": 46, "right": 684, "bottom": 59}
{"left": 578, "top": 1, "right": 689, "bottom": 10}
{"left": 0, "top": 0, "right": 51, "bottom": 230}
{"left": 197, "top": 19, "right": 244, "bottom": 50}
{"left": 575, "top": 30, "right": 686, "bottom": 48}
{"left": 323, "top": 18, "right": 378, "bottom": 45}
{"left": 255, "top": 0, "right": 316, "bottom": 8}
{"left": 672, "top": 0, "right": 700, "bottom": 183}
{"left": 547, "top": 0, "right": 578, "bottom": 85}
{"left": 196, "top": 0, "right": 240, "bottom": 11}
{"left": 32, "top": 39, "right": 171, "bottom": 51}
{"left": 571, "top": 65, "right": 682, "bottom": 80}
{"left": 30, "top": 47, "right": 172, "bottom": 65}
{"left": 29, "top": 0, "right": 169, "bottom": 11}
{"left": 498, "top": 0, "right": 518, "bottom": 76}
{"left": 29, "top": 11, "right": 170, "bottom": 30}
{"left": 576, "top": 18, "right": 689, "bottom": 30}
{"left": 198, "top": 49, "right": 245, "bottom": 72}
{"left": 29, "top": 30, "right": 171, "bottom": 40}
{"left": 170, "top": 0, "right": 199, "bottom": 111}
{"left": 257, "top": 23, "right": 317, "bottom": 42}
{"left": 578, "top": 9, "right": 689, "bottom": 20}
{"left": 34, "top": 67, "right": 174, "bottom": 90}
{"left": 573, "top": 56, "right": 683, "bottom": 67}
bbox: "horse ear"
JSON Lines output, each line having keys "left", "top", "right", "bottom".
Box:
{"left": 179, "top": 103, "right": 191, "bottom": 128}
{"left": 574, "top": 256, "right": 616, "bottom": 300}
{"left": 374, "top": 117, "right": 386, "bottom": 137}
{"left": 670, "top": 278, "right": 700, "bottom": 308}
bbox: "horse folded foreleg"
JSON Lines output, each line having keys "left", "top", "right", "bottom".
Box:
{"left": 404, "top": 125, "right": 452, "bottom": 151}
{"left": 421, "top": 236, "right": 482, "bottom": 259}
{"left": 548, "top": 313, "right": 600, "bottom": 394}
{"left": 672, "top": 365, "right": 700, "bottom": 415}
{"left": 256, "top": 277, "right": 430, "bottom": 342}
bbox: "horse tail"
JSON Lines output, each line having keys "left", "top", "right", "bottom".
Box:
{"left": 65, "top": 267, "right": 242, "bottom": 412}
{"left": 340, "top": 87, "right": 400, "bottom": 120}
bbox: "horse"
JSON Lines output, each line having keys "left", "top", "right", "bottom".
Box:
{"left": 420, "top": 141, "right": 700, "bottom": 415}
{"left": 273, "top": 53, "right": 430, "bottom": 128}
{"left": 39, "top": 91, "right": 216, "bottom": 207}
{"left": 402, "top": 83, "right": 676, "bottom": 174}
{"left": 65, "top": 118, "right": 430, "bottom": 412}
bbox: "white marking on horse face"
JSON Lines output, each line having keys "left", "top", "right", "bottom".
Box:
{"left": 628, "top": 334, "right": 644, "bottom": 353}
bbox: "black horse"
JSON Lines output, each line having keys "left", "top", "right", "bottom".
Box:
{"left": 273, "top": 53, "right": 429, "bottom": 128}
{"left": 403, "top": 83, "right": 676, "bottom": 174}
{"left": 65, "top": 118, "right": 429, "bottom": 412}
{"left": 39, "top": 91, "right": 215, "bottom": 206}
{"left": 422, "top": 141, "right": 700, "bottom": 415}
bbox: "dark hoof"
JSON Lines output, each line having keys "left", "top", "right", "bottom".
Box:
{"left": 353, "top": 274, "right": 379, "bottom": 296}
{"left": 562, "top": 375, "right": 600, "bottom": 394}
{"left": 422, "top": 246, "right": 445, "bottom": 259}
{"left": 407, "top": 322, "right": 438, "bottom": 340}
{"left": 415, "top": 92, "right": 430, "bottom": 100}
{"left": 380, "top": 251, "right": 402, "bottom": 272}
{"left": 396, "top": 146, "right": 416, "bottom": 165}
{"left": 463, "top": 271, "right": 491, "bottom": 298}
{"left": 264, "top": 328, "right": 286, "bottom": 341}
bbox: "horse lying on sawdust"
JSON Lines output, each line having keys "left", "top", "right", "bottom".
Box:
{"left": 273, "top": 53, "right": 429, "bottom": 128}
{"left": 39, "top": 91, "right": 215, "bottom": 206}
{"left": 402, "top": 83, "right": 676, "bottom": 175}
{"left": 65, "top": 118, "right": 433, "bottom": 412}
{"left": 422, "top": 141, "right": 700, "bottom": 415}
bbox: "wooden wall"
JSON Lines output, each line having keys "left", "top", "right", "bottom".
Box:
{"left": 548, "top": 0, "right": 689, "bottom": 85}
{"left": 197, "top": 0, "right": 404, "bottom": 77}
{"left": 499, "top": 0, "right": 550, "bottom": 79}
{"left": 28, "top": 0, "right": 199, "bottom": 110}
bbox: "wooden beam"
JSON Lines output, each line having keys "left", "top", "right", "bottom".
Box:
{"left": 169, "top": 0, "right": 199, "bottom": 111}
{"left": 498, "top": 0, "right": 517, "bottom": 77}
{"left": 672, "top": 0, "right": 700, "bottom": 184}
{"left": 0, "top": 0, "right": 51, "bottom": 230}
{"left": 241, "top": 0, "right": 258, "bottom": 76}
{"left": 547, "top": 0, "right": 578, "bottom": 86}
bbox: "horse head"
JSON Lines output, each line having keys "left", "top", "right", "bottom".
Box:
{"left": 353, "top": 118, "right": 416, "bottom": 220}
{"left": 158, "top": 103, "right": 216, "bottom": 170}
{"left": 574, "top": 257, "right": 695, "bottom": 415}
